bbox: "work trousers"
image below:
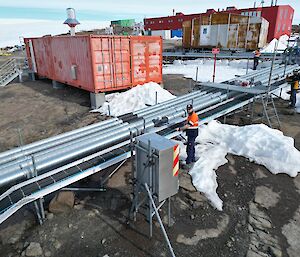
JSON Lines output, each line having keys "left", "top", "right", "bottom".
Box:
{"left": 186, "top": 136, "right": 197, "bottom": 164}
{"left": 290, "top": 86, "right": 297, "bottom": 107}
{"left": 253, "top": 57, "right": 259, "bottom": 70}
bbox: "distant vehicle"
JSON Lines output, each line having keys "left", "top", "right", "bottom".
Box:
{"left": 7, "top": 47, "right": 18, "bottom": 53}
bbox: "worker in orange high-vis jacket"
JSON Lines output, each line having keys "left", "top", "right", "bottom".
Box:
{"left": 177, "top": 104, "right": 199, "bottom": 165}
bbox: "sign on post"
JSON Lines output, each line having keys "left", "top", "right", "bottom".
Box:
{"left": 212, "top": 48, "right": 220, "bottom": 55}
{"left": 212, "top": 48, "right": 220, "bottom": 82}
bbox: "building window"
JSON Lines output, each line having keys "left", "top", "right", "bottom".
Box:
{"left": 245, "top": 12, "right": 249, "bottom": 16}
{"left": 253, "top": 11, "right": 257, "bottom": 17}
{"left": 249, "top": 11, "right": 252, "bottom": 16}
{"left": 282, "top": 24, "right": 286, "bottom": 31}
{"left": 277, "top": 23, "right": 281, "bottom": 32}
{"left": 285, "top": 10, "right": 288, "bottom": 19}
{"left": 257, "top": 11, "right": 261, "bottom": 17}
{"left": 290, "top": 14, "right": 293, "bottom": 20}
{"left": 203, "top": 28, "right": 208, "bottom": 34}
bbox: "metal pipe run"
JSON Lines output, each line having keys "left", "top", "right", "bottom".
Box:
{"left": 0, "top": 118, "right": 121, "bottom": 166}
{"left": 0, "top": 91, "right": 229, "bottom": 187}
{"left": 0, "top": 64, "right": 298, "bottom": 187}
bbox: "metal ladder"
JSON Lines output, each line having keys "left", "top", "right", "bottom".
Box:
{"left": 251, "top": 93, "right": 281, "bottom": 129}
{"left": 0, "top": 59, "right": 20, "bottom": 87}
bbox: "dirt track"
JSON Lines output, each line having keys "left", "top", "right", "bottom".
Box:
{"left": 0, "top": 73, "right": 300, "bottom": 257}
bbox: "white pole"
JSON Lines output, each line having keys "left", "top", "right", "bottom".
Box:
{"left": 70, "top": 27, "right": 76, "bottom": 36}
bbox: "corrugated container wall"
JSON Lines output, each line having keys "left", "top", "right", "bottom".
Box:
{"left": 183, "top": 13, "right": 269, "bottom": 50}
{"left": 24, "top": 35, "right": 162, "bottom": 93}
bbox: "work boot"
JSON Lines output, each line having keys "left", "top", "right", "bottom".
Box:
{"left": 192, "top": 158, "right": 199, "bottom": 163}
{"left": 181, "top": 163, "right": 193, "bottom": 170}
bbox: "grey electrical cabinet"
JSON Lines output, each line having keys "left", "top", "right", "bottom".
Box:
{"left": 135, "top": 133, "right": 179, "bottom": 202}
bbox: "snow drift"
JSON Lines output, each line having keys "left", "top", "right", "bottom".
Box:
{"left": 178, "top": 121, "right": 300, "bottom": 211}
{"left": 92, "top": 82, "right": 175, "bottom": 116}
{"left": 261, "top": 35, "right": 289, "bottom": 53}
{"left": 163, "top": 59, "right": 251, "bottom": 83}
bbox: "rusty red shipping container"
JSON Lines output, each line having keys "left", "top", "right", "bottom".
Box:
{"left": 24, "top": 35, "right": 163, "bottom": 93}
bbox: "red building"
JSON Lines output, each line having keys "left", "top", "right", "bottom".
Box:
{"left": 144, "top": 5, "right": 294, "bottom": 42}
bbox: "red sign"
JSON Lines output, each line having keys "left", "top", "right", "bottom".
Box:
{"left": 212, "top": 48, "right": 220, "bottom": 54}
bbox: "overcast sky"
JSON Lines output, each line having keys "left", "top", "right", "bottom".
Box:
{"left": 0, "top": 0, "right": 299, "bottom": 23}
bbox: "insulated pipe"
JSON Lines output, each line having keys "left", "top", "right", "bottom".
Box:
{"left": 1, "top": 91, "right": 218, "bottom": 179}
{"left": 0, "top": 121, "right": 142, "bottom": 186}
{"left": 140, "top": 92, "right": 223, "bottom": 123}
{"left": 136, "top": 92, "right": 219, "bottom": 119}
{"left": 3, "top": 64, "right": 291, "bottom": 169}
{"left": 0, "top": 123, "right": 133, "bottom": 171}
{"left": 246, "top": 64, "right": 297, "bottom": 82}
{"left": 0, "top": 118, "right": 120, "bottom": 165}
{"left": 133, "top": 90, "right": 204, "bottom": 116}
{"left": 226, "top": 64, "right": 282, "bottom": 83}
{"left": 0, "top": 92, "right": 211, "bottom": 174}
{"left": 0, "top": 119, "right": 122, "bottom": 166}
{"left": 0, "top": 92, "right": 216, "bottom": 171}
{"left": 0, "top": 65, "right": 298, "bottom": 187}
{"left": 0, "top": 92, "right": 229, "bottom": 186}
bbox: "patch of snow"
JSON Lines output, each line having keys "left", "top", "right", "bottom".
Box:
{"left": 163, "top": 59, "right": 252, "bottom": 83}
{"left": 170, "top": 36, "right": 182, "bottom": 40}
{"left": 92, "top": 82, "right": 175, "bottom": 116}
{"left": 178, "top": 120, "right": 300, "bottom": 210}
{"left": 261, "top": 35, "right": 289, "bottom": 53}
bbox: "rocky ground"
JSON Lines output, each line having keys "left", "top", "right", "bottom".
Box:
{"left": 0, "top": 71, "right": 299, "bottom": 257}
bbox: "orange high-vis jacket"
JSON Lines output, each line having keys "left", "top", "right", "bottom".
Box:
{"left": 255, "top": 50, "right": 261, "bottom": 57}
{"left": 187, "top": 112, "right": 199, "bottom": 129}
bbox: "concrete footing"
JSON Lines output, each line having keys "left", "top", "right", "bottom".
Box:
{"left": 90, "top": 92, "right": 105, "bottom": 109}
{"left": 52, "top": 80, "right": 65, "bottom": 89}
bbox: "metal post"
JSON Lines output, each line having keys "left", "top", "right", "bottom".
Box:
{"left": 168, "top": 197, "right": 171, "bottom": 227}
{"left": 39, "top": 198, "right": 45, "bottom": 220}
{"left": 195, "top": 67, "right": 199, "bottom": 82}
{"left": 31, "top": 155, "right": 44, "bottom": 224}
{"left": 213, "top": 54, "right": 217, "bottom": 83}
{"left": 267, "top": 41, "right": 279, "bottom": 91}
{"left": 147, "top": 140, "right": 153, "bottom": 238}
{"left": 108, "top": 104, "right": 111, "bottom": 116}
{"left": 144, "top": 183, "right": 176, "bottom": 257}
{"left": 283, "top": 53, "right": 288, "bottom": 77}
{"left": 246, "top": 57, "right": 250, "bottom": 74}
{"left": 155, "top": 91, "right": 158, "bottom": 105}
{"left": 143, "top": 119, "right": 146, "bottom": 133}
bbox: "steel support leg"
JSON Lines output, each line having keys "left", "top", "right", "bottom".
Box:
{"left": 144, "top": 183, "right": 176, "bottom": 257}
